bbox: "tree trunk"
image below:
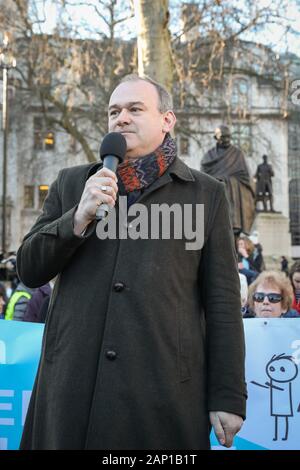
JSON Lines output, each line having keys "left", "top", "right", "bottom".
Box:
{"left": 134, "top": 0, "right": 173, "bottom": 92}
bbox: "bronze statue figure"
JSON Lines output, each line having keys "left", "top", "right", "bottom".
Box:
{"left": 201, "top": 125, "right": 255, "bottom": 236}
{"left": 255, "top": 155, "right": 274, "bottom": 212}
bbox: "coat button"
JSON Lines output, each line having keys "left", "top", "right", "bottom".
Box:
{"left": 106, "top": 350, "right": 117, "bottom": 360}
{"left": 113, "top": 282, "right": 125, "bottom": 292}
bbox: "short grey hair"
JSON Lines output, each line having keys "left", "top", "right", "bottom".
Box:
{"left": 119, "top": 74, "right": 173, "bottom": 113}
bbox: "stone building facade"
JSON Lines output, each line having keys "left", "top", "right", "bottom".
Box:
{"left": 288, "top": 55, "right": 300, "bottom": 257}
{"left": 0, "top": 1, "right": 299, "bottom": 257}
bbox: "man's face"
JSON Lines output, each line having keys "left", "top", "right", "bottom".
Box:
{"left": 108, "top": 80, "right": 175, "bottom": 159}
{"left": 215, "top": 127, "right": 231, "bottom": 148}
{"left": 219, "top": 134, "right": 231, "bottom": 148}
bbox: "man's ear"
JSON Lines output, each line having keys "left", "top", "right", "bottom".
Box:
{"left": 162, "top": 111, "right": 176, "bottom": 133}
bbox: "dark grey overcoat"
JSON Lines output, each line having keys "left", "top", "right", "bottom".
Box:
{"left": 17, "top": 157, "right": 247, "bottom": 450}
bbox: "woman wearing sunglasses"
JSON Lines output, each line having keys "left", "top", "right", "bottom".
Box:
{"left": 247, "top": 271, "right": 299, "bottom": 318}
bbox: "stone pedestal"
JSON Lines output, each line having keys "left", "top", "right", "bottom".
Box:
{"left": 253, "top": 212, "right": 291, "bottom": 258}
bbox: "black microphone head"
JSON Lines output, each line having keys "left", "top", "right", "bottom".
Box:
{"left": 100, "top": 132, "right": 127, "bottom": 163}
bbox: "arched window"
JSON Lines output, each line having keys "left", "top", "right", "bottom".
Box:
{"left": 231, "top": 123, "right": 252, "bottom": 155}
{"left": 33, "top": 117, "right": 55, "bottom": 151}
{"left": 177, "top": 133, "right": 190, "bottom": 156}
{"left": 38, "top": 185, "right": 49, "bottom": 209}
{"left": 231, "top": 77, "right": 250, "bottom": 111}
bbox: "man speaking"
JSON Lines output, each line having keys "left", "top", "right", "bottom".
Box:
{"left": 17, "top": 74, "right": 246, "bottom": 450}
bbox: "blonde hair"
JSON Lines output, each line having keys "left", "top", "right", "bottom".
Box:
{"left": 248, "top": 270, "right": 293, "bottom": 311}
{"left": 237, "top": 236, "right": 255, "bottom": 256}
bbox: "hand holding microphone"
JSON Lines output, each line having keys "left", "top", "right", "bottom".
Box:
{"left": 95, "top": 132, "right": 126, "bottom": 220}
{"left": 73, "top": 133, "right": 126, "bottom": 236}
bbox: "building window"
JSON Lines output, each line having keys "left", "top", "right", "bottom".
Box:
{"left": 289, "top": 179, "right": 300, "bottom": 246}
{"left": 24, "top": 185, "right": 34, "bottom": 209}
{"left": 231, "top": 78, "right": 249, "bottom": 112}
{"left": 45, "top": 132, "right": 55, "bottom": 150}
{"left": 70, "top": 135, "right": 77, "bottom": 153}
{"left": 178, "top": 135, "right": 190, "bottom": 156}
{"left": 33, "top": 117, "right": 43, "bottom": 150}
{"left": 289, "top": 124, "right": 299, "bottom": 151}
{"left": 38, "top": 185, "right": 49, "bottom": 209}
{"left": 33, "top": 117, "right": 55, "bottom": 151}
{"left": 231, "top": 124, "right": 252, "bottom": 155}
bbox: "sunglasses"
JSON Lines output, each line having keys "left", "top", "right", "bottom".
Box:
{"left": 253, "top": 292, "right": 283, "bottom": 303}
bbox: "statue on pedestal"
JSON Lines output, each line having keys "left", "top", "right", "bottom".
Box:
{"left": 255, "top": 155, "right": 274, "bottom": 212}
{"left": 201, "top": 125, "right": 255, "bottom": 236}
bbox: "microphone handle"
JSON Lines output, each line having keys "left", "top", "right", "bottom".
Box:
{"left": 95, "top": 155, "right": 119, "bottom": 221}
{"left": 95, "top": 204, "right": 109, "bottom": 221}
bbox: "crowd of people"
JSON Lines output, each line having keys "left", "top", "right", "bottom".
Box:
{"left": 0, "top": 254, "right": 53, "bottom": 322}
{"left": 237, "top": 235, "right": 300, "bottom": 318}
{"left": 0, "top": 239, "right": 299, "bottom": 323}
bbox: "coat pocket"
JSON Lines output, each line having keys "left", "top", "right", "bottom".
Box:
{"left": 177, "top": 308, "right": 192, "bottom": 382}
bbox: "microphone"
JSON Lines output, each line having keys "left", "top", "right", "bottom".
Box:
{"left": 95, "top": 132, "right": 127, "bottom": 220}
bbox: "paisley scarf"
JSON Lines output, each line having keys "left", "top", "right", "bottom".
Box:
{"left": 117, "top": 134, "right": 176, "bottom": 194}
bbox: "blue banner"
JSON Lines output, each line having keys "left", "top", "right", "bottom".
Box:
{"left": 0, "top": 321, "right": 44, "bottom": 450}
{"left": 1, "top": 319, "right": 300, "bottom": 450}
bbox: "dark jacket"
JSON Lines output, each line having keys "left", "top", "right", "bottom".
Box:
{"left": 243, "top": 308, "right": 299, "bottom": 318}
{"left": 252, "top": 244, "right": 265, "bottom": 273}
{"left": 282, "top": 309, "right": 299, "bottom": 318}
{"left": 23, "top": 283, "right": 52, "bottom": 323}
{"left": 17, "top": 157, "right": 247, "bottom": 450}
{"left": 4, "top": 282, "right": 34, "bottom": 321}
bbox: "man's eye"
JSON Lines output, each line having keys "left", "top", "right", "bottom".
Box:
{"left": 110, "top": 110, "right": 119, "bottom": 116}
{"left": 131, "top": 107, "right": 141, "bottom": 112}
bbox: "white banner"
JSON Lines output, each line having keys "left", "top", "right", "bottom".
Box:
{"left": 238, "top": 318, "right": 300, "bottom": 450}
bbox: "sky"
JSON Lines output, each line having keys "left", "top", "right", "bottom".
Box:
{"left": 241, "top": 0, "right": 300, "bottom": 57}
{"left": 30, "top": 0, "right": 300, "bottom": 58}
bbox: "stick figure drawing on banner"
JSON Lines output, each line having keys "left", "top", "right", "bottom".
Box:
{"left": 251, "top": 354, "right": 299, "bottom": 441}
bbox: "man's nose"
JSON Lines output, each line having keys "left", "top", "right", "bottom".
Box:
{"left": 263, "top": 295, "right": 270, "bottom": 304}
{"left": 116, "top": 108, "right": 131, "bottom": 126}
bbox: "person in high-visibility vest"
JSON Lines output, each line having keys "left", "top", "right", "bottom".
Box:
{"left": 0, "top": 282, "right": 8, "bottom": 320}
{"left": 5, "top": 282, "right": 34, "bottom": 321}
